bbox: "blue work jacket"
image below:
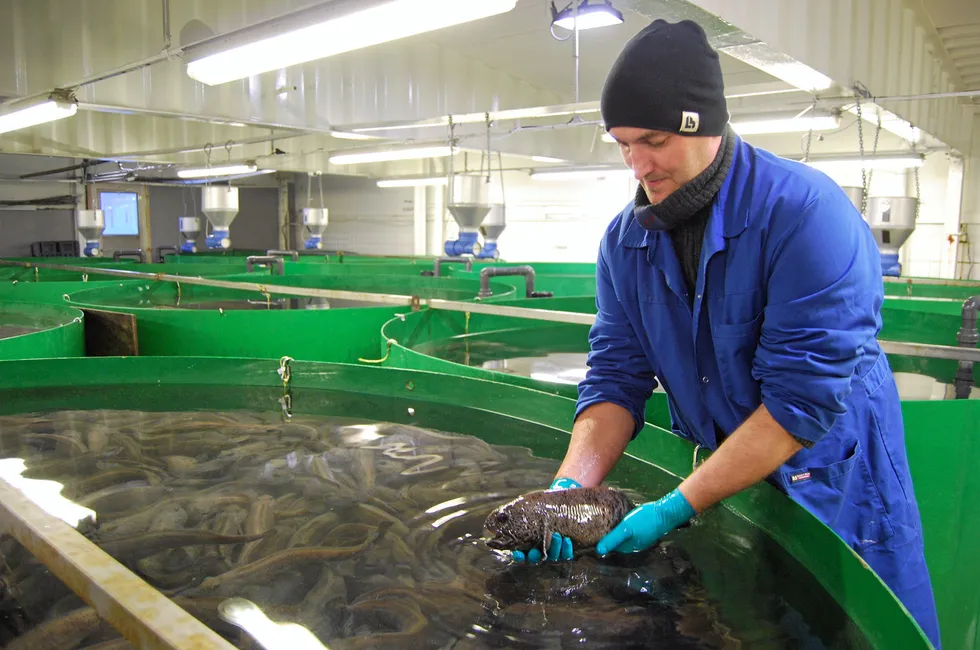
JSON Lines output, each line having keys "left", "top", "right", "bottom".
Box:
{"left": 576, "top": 135, "right": 940, "bottom": 647}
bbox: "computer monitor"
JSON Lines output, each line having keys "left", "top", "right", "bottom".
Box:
{"left": 99, "top": 191, "right": 140, "bottom": 236}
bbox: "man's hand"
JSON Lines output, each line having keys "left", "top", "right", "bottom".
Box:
{"left": 511, "top": 477, "right": 580, "bottom": 563}
{"left": 596, "top": 489, "right": 695, "bottom": 555}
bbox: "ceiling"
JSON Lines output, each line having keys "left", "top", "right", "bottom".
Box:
{"left": 0, "top": 0, "right": 970, "bottom": 181}
{"left": 924, "top": 0, "right": 980, "bottom": 93}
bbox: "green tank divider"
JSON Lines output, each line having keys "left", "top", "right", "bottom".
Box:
{"left": 884, "top": 277, "right": 980, "bottom": 300}
{"left": 0, "top": 356, "right": 934, "bottom": 649}
{"left": 62, "top": 281, "right": 409, "bottom": 362}
{"left": 0, "top": 280, "right": 131, "bottom": 307}
{"left": 377, "top": 307, "right": 670, "bottom": 430}
{"left": 882, "top": 298, "right": 971, "bottom": 346}
{"left": 902, "top": 398, "right": 980, "bottom": 650}
{"left": 217, "top": 272, "right": 517, "bottom": 302}
{"left": 0, "top": 302, "right": 85, "bottom": 360}
{"left": 0, "top": 262, "right": 249, "bottom": 283}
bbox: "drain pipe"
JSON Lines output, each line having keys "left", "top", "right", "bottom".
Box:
{"left": 477, "top": 266, "right": 553, "bottom": 299}
{"left": 954, "top": 295, "right": 979, "bottom": 399}
{"left": 426, "top": 257, "right": 473, "bottom": 278}
{"left": 266, "top": 249, "right": 300, "bottom": 262}
{"left": 112, "top": 249, "right": 146, "bottom": 263}
{"left": 245, "top": 255, "right": 285, "bottom": 276}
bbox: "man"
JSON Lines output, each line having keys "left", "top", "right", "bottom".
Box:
{"left": 512, "top": 18, "right": 942, "bottom": 649}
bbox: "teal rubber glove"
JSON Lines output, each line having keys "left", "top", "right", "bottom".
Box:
{"left": 596, "top": 488, "right": 695, "bottom": 556}
{"left": 511, "top": 477, "right": 579, "bottom": 563}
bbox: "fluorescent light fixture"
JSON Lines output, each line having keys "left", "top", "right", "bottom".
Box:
{"left": 731, "top": 115, "right": 840, "bottom": 135}
{"left": 531, "top": 166, "right": 634, "bottom": 181}
{"left": 0, "top": 98, "right": 78, "bottom": 135}
{"left": 350, "top": 103, "right": 600, "bottom": 133}
{"left": 721, "top": 43, "right": 833, "bottom": 92}
{"left": 330, "top": 130, "right": 383, "bottom": 141}
{"left": 329, "top": 145, "right": 453, "bottom": 165}
{"left": 763, "top": 62, "right": 833, "bottom": 92}
{"left": 532, "top": 155, "right": 566, "bottom": 163}
{"left": 802, "top": 154, "right": 924, "bottom": 172}
{"left": 551, "top": 1, "right": 624, "bottom": 31}
{"left": 177, "top": 163, "right": 259, "bottom": 178}
{"left": 377, "top": 176, "right": 448, "bottom": 188}
{"left": 187, "top": 0, "right": 519, "bottom": 85}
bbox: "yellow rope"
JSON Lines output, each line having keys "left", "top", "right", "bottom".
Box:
{"left": 358, "top": 339, "right": 395, "bottom": 364}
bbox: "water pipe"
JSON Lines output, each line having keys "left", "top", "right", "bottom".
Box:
{"left": 477, "top": 266, "right": 553, "bottom": 299}
{"left": 954, "top": 295, "right": 979, "bottom": 399}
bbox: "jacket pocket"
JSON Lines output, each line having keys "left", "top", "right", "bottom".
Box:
{"left": 781, "top": 439, "right": 895, "bottom": 550}
{"left": 711, "top": 311, "right": 763, "bottom": 409}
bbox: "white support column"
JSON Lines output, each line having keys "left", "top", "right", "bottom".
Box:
{"left": 941, "top": 156, "right": 964, "bottom": 279}
{"left": 413, "top": 186, "right": 427, "bottom": 256}
{"left": 427, "top": 185, "right": 446, "bottom": 257}
{"left": 277, "top": 177, "right": 290, "bottom": 251}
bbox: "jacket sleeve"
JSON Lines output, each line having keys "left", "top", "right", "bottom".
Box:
{"left": 575, "top": 241, "right": 658, "bottom": 436}
{"left": 752, "top": 191, "right": 883, "bottom": 445}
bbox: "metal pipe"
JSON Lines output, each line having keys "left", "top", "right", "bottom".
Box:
{"left": 431, "top": 256, "right": 472, "bottom": 277}
{"left": 155, "top": 245, "right": 178, "bottom": 262}
{"left": 266, "top": 249, "right": 300, "bottom": 262}
{"left": 478, "top": 265, "right": 553, "bottom": 299}
{"left": 954, "top": 295, "right": 979, "bottom": 399}
{"left": 245, "top": 255, "right": 285, "bottom": 276}
{"left": 112, "top": 249, "right": 146, "bottom": 263}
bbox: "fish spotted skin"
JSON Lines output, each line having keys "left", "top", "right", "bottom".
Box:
{"left": 484, "top": 486, "right": 633, "bottom": 555}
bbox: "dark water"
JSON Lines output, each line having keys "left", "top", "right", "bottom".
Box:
{"left": 0, "top": 408, "right": 872, "bottom": 649}
{"left": 0, "top": 326, "right": 40, "bottom": 340}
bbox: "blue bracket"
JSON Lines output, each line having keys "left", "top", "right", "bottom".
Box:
{"left": 206, "top": 228, "right": 231, "bottom": 250}
{"left": 304, "top": 235, "right": 323, "bottom": 250}
{"left": 82, "top": 242, "right": 101, "bottom": 257}
{"left": 880, "top": 253, "right": 901, "bottom": 277}
{"left": 180, "top": 241, "right": 198, "bottom": 254}
{"left": 444, "top": 231, "right": 479, "bottom": 257}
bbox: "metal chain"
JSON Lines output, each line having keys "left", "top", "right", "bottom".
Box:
{"left": 447, "top": 116, "right": 455, "bottom": 202}
{"left": 317, "top": 171, "right": 324, "bottom": 211}
{"left": 485, "top": 111, "right": 492, "bottom": 184}
{"left": 854, "top": 94, "right": 867, "bottom": 215}
{"left": 802, "top": 95, "right": 818, "bottom": 162}
{"left": 911, "top": 137, "right": 921, "bottom": 221}
{"left": 867, "top": 111, "right": 882, "bottom": 206}
{"left": 203, "top": 144, "right": 213, "bottom": 190}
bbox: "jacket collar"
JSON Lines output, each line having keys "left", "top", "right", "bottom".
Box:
{"left": 618, "top": 134, "right": 750, "bottom": 250}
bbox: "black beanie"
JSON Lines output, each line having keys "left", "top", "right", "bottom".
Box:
{"left": 600, "top": 19, "right": 728, "bottom": 137}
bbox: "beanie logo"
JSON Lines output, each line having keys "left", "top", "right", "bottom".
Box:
{"left": 679, "top": 111, "right": 700, "bottom": 133}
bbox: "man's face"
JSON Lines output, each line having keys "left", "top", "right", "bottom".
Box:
{"left": 608, "top": 127, "right": 722, "bottom": 205}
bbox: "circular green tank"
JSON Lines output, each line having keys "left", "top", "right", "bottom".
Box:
{"left": 0, "top": 302, "right": 84, "bottom": 360}
{"left": 0, "top": 356, "right": 937, "bottom": 649}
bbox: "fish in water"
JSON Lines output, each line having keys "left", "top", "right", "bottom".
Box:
{"left": 484, "top": 486, "right": 633, "bottom": 555}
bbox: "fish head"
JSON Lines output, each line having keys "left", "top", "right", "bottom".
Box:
{"left": 483, "top": 494, "right": 536, "bottom": 551}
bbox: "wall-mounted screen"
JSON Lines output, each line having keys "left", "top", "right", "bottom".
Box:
{"left": 99, "top": 191, "right": 140, "bottom": 236}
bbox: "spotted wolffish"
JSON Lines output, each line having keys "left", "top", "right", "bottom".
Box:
{"left": 484, "top": 486, "right": 634, "bottom": 555}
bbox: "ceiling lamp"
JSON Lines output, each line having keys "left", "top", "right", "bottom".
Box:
{"left": 177, "top": 164, "right": 259, "bottom": 178}
{"left": 0, "top": 94, "right": 78, "bottom": 135}
{"left": 551, "top": 1, "right": 624, "bottom": 31}
{"left": 377, "top": 176, "right": 448, "bottom": 188}
{"left": 531, "top": 166, "right": 633, "bottom": 181}
{"left": 731, "top": 115, "right": 840, "bottom": 135}
{"left": 186, "top": 0, "right": 519, "bottom": 86}
{"left": 329, "top": 145, "right": 454, "bottom": 165}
